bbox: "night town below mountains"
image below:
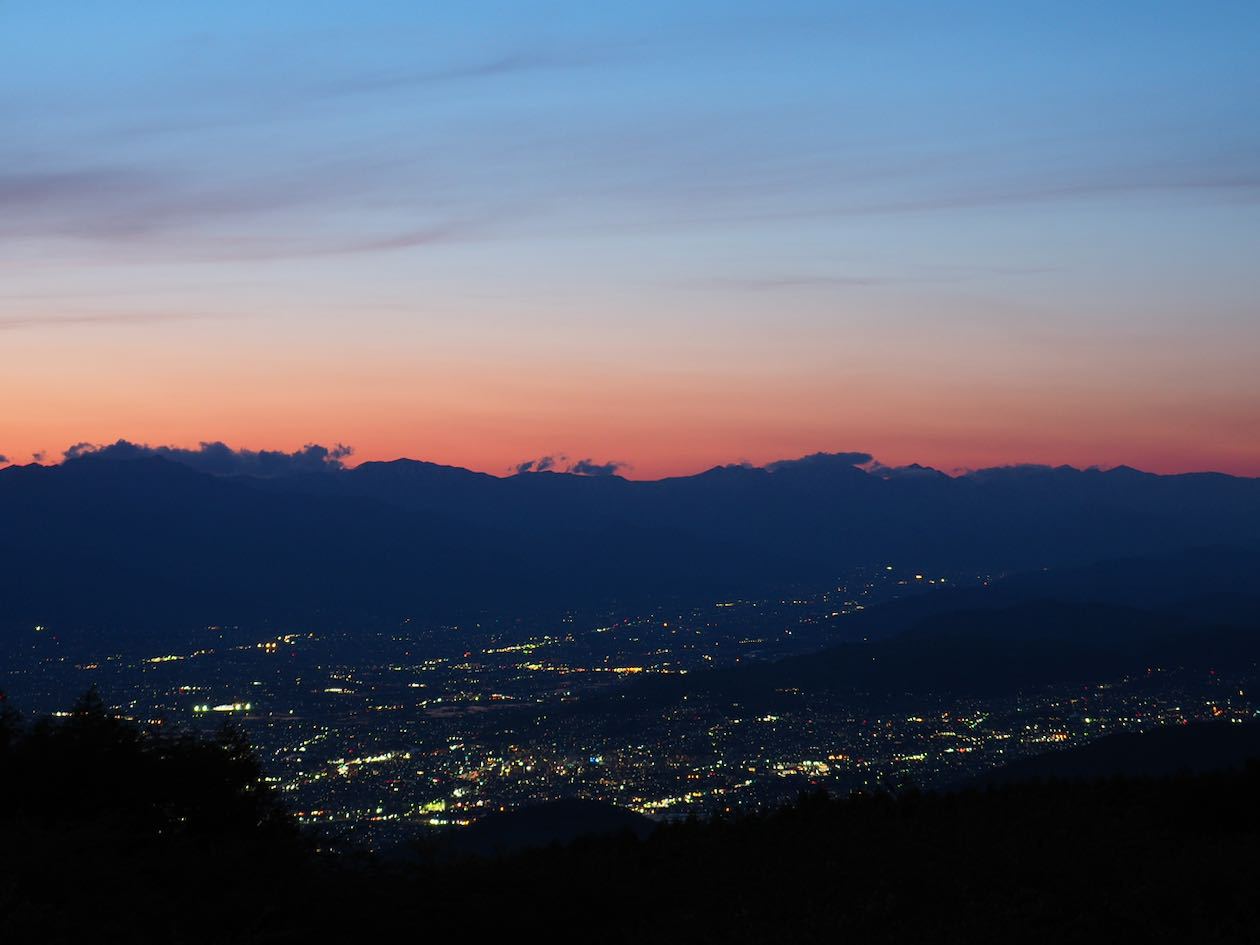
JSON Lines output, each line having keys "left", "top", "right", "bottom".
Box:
{"left": 2, "top": 446, "right": 1257, "bottom": 850}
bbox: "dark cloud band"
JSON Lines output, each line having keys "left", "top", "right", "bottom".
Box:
{"left": 62, "top": 439, "right": 353, "bottom": 476}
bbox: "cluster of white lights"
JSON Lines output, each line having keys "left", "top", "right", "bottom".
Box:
{"left": 192, "top": 702, "right": 252, "bottom": 713}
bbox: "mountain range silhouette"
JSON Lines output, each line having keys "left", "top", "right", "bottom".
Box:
{"left": 3, "top": 449, "right": 1257, "bottom": 633}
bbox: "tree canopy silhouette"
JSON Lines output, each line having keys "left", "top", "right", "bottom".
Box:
{"left": 0, "top": 688, "right": 292, "bottom": 840}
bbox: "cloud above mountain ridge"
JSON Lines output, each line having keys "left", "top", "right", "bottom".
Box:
{"left": 62, "top": 439, "right": 353, "bottom": 476}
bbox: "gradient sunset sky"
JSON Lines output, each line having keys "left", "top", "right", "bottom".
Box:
{"left": 4, "top": 1, "right": 1258, "bottom": 477}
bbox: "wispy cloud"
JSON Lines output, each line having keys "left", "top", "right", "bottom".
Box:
{"left": 152, "top": 222, "right": 480, "bottom": 264}
{"left": 705, "top": 265, "right": 1061, "bottom": 292}
{"left": 302, "top": 48, "right": 614, "bottom": 104}
{"left": 0, "top": 158, "right": 481, "bottom": 262}
{"left": 0, "top": 312, "right": 222, "bottom": 331}
{"left": 0, "top": 169, "right": 153, "bottom": 211}
{"left": 567, "top": 458, "right": 627, "bottom": 477}
{"left": 513, "top": 455, "right": 566, "bottom": 474}
{"left": 0, "top": 164, "right": 315, "bottom": 242}
{"left": 828, "top": 165, "right": 1260, "bottom": 217}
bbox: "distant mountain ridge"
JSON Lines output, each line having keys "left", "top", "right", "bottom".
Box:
{"left": 2, "top": 450, "right": 1258, "bottom": 634}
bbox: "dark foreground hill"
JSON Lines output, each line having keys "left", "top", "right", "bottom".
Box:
{"left": 432, "top": 798, "right": 655, "bottom": 858}
{"left": 974, "top": 721, "right": 1260, "bottom": 786}
{"left": 2, "top": 449, "right": 1258, "bottom": 634}
{"left": 3, "top": 700, "right": 1259, "bottom": 944}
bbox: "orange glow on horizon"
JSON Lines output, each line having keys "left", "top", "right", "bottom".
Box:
{"left": 4, "top": 316, "right": 1258, "bottom": 478}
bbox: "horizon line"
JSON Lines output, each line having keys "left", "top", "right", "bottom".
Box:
{"left": 5, "top": 440, "right": 1256, "bottom": 483}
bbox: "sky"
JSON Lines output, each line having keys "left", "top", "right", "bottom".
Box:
{"left": 3, "top": 1, "right": 1259, "bottom": 477}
